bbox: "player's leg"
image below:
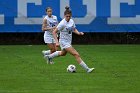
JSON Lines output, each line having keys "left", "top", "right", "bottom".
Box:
{"left": 65, "top": 46, "right": 94, "bottom": 73}
{"left": 48, "top": 43, "right": 57, "bottom": 53}
{"left": 42, "top": 43, "right": 56, "bottom": 56}
{"left": 45, "top": 40, "right": 68, "bottom": 59}
{"left": 44, "top": 50, "right": 67, "bottom": 64}
{"left": 42, "top": 38, "right": 57, "bottom": 55}
{"left": 45, "top": 50, "right": 67, "bottom": 59}
{"left": 42, "top": 43, "right": 57, "bottom": 64}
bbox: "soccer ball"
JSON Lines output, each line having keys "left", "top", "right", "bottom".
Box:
{"left": 67, "top": 64, "right": 76, "bottom": 73}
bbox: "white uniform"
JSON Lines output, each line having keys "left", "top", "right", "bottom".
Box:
{"left": 57, "top": 18, "right": 76, "bottom": 50}
{"left": 44, "top": 15, "right": 58, "bottom": 43}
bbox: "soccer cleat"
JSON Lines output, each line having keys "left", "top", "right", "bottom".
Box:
{"left": 50, "top": 61, "right": 54, "bottom": 64}
{"left": 42, "top": 50, "right": 47, "bottom": 56}
{"left": 44, "top": 55, "right": 54, "bottom": 64}
{"left": 87, "top": 68, "right": 95, "bottom": 73}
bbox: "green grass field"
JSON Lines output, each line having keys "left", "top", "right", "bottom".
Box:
{"left": 0, "top": 45, "right": 140, "bottom": 93}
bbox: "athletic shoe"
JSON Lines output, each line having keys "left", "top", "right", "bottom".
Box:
{"left": 44, "top": 55, "right": 54, "bottom": 64}
{"left": 87, "top": 68, "right": 95, "bottom": 73}
{"left": 42, "top": 50, "right": 46, "bottom": 56}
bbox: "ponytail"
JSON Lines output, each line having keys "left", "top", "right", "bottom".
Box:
{"left": 64, "top": 6, "right": 72, "bottom": 15}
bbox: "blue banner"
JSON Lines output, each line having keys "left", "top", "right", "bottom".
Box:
{"left": 0, "top": 0, "right": 140, "bottom": 32}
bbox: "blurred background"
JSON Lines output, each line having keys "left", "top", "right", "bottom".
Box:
{"left": 0, "top": 0, "right": 140, "bottom": 45}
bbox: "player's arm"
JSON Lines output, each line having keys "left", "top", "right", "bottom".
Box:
{"left": 42, "top": 19, "right": 56, "bottom": 32}
{"left": 73, "top": 28, "right": 84, "bottom": 36}
{"left": 53, "top": 28, "right": 59, "bottom": 46}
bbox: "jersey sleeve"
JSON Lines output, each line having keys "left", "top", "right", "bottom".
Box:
{"left": 54, "top": 16, "right": 58, "bottom": 24}
{"left": 57, "top": 20, "right": 64, "bottom": 31}
{"left": 55, "top": 16, "right": 58, "bottom": 23}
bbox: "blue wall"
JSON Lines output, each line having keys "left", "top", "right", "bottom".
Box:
{"left": 0, "top": 0, "right": 140, "bottom": 32}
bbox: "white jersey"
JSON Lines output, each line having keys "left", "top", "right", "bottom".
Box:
{"left": 44, "top": 15, "right": 58, "bottom": 38}
{"left": 57, "top": 18, "right": 76, "bottom": 44}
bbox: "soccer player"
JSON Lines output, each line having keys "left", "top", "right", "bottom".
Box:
{"left": 42, "top": 7, "right": 58, "bottom": 64}
{"left": 45, "top": 6, "right": 94, "bottom": 73}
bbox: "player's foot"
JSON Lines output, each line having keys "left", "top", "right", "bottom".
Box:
{"left": 44, "top": 55, "right": 54, "bottom": 64}
{"left": 87, "top": 68, "right": 95, "bottom": 73}
{"left": 42, "top": 50, "right": 47, "bottom": 56}
{"left": 50, "top": 61, "right": 54, "bottom": 64}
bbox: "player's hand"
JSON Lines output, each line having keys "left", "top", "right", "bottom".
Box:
{"left": 79, "top": 32, "right": 84, "bottom": 35}
{"left": 56, "top": 42, "right": 60, "bottom": 47}
{"left": 51, "top": 26, "right": 57, "bottom": 31}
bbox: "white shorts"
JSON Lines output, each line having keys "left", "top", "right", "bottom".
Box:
{"left": 59, "top": 41, "right": 71, "bottom": 50}
{"left": 44, "top": 37, "right": 56, "bottom": 44}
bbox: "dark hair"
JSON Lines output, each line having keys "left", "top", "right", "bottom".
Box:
{"left": 64, "top": 6, "right": 72, "bottom": 15}
{"left": 46, "top": 7, "right": 52, "bottom": 12}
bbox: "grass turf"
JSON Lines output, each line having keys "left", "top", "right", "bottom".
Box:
{"left": 0, "top": 45, "right": 140, "bottom": 93}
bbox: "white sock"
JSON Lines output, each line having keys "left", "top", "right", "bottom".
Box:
{"left": 43, "top": 50, "right": 51, "bottom": 55}
{"left": 79, "top": 61, "right": 89, "bottom": 71}
{"left": 49, "top": 51, "right": 60, "bottom": 58}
